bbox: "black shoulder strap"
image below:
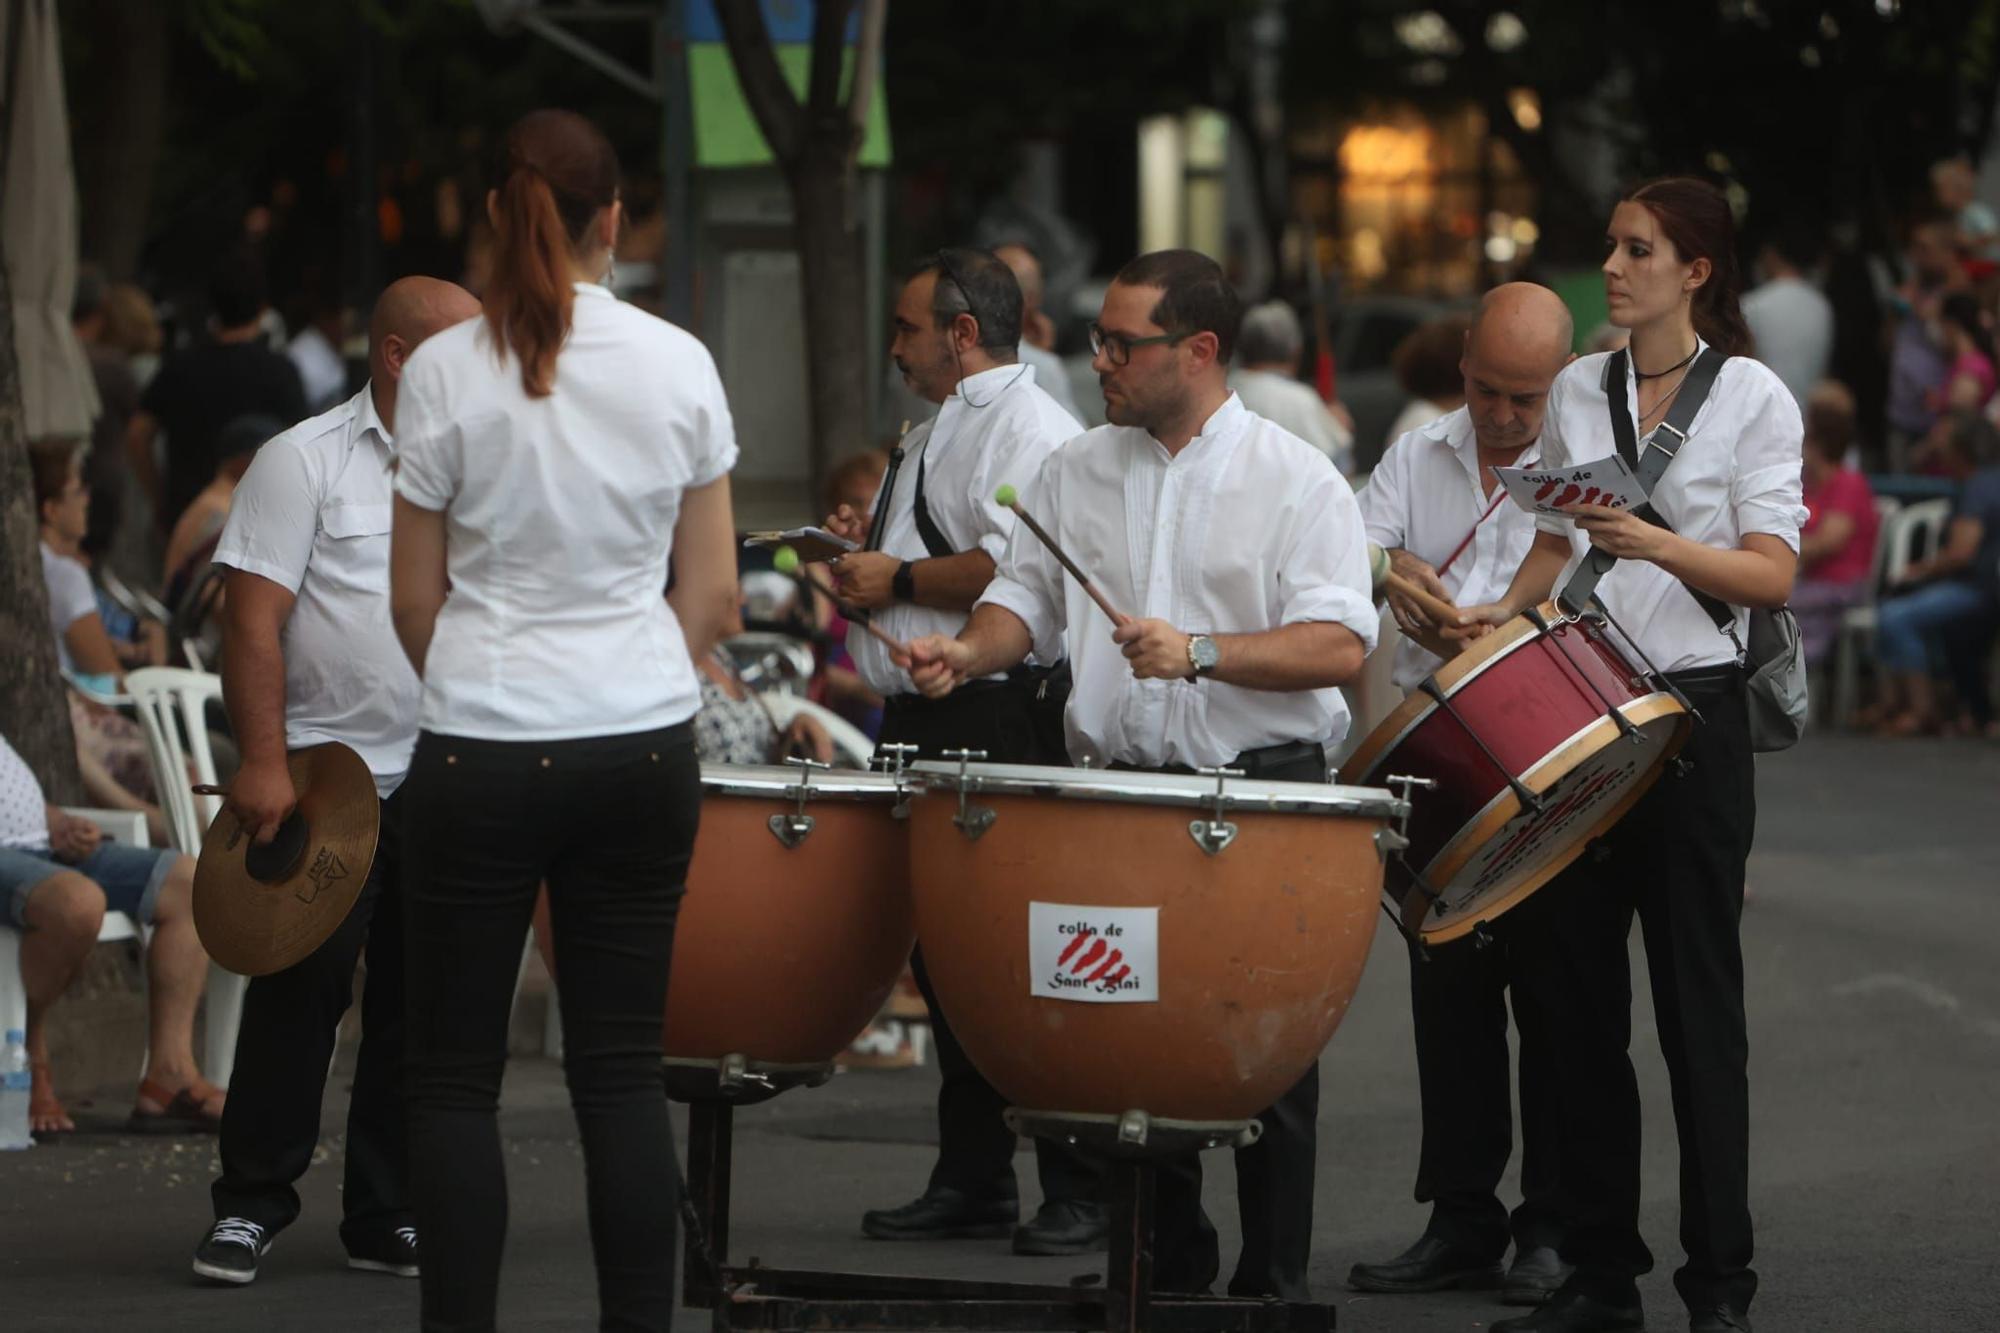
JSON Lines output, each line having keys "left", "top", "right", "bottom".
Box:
{"left": 910, "top": 445, "right": 955, "bottom": 560}
{"left": 1559, "top": 348, "right": 1734, "bottom": 633}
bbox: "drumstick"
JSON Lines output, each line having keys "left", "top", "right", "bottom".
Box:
{"left": 993, "top": 484, "right": 1129, "bottom": 625}
{"left": 1368, "top": 542, "right": 1462, "bottom": 627}
{"left": 774, "top": 545, "right": 911, "bottom": 656}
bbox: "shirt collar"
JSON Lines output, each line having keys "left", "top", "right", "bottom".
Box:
{"left": 1145, "top": 391, "right": 1247, "bottom": 461}
{"left": 949, "top": 362, "right": 1033, "bottom": 403}
{"left": 1428, "top": 405, "right": 1541, "bottom": 480}
{"left": 352, "top": 383, "right": 392, "bottom": 455}
{"left": 574, "top": 280, "right": 613, "bottom": 301}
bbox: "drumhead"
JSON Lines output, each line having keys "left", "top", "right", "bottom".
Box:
{"left": 701, "top": 762, "right": 908, "bottom": 802}
{"left": 908, "top": 760, "right": 1404, "bottom": 820}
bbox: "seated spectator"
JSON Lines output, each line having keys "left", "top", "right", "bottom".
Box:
{"left": 1935, "top": 292, "right": 1997, "bottom": 415}
{"left": 1385, "top": 311, "right": 1472, "bottom": 442}
{"left": 31, "top": 439, "right": 169, "bottom": 843}
{"left": 1230, "top": 300, "right": 1356, "bottom": 472}
{"left": 1794, "top": 383, "right": 1881, "bottom": 663}
{"left": 694, "top": 602, "right": 835, "bottom": 767}
{"left": 1873, "top": 412, "right": 2000, "bottom": 737}
{"left": 162, "top": 413, "right": 284, "bottom": 612}
{"left": 1, "top": 733, "right": 222, "bottom": 1137}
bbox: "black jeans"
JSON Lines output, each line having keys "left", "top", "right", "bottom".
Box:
{"left": 1116, "top": 742, "right": 1325, "bottom": 1300}
{"left": 878, "top": 685, "right": 1102, "bottom": 1210}
{"left": 212, "top": 790, "right": 408, "bottom": 1246}
{"left": 1406, "top": 884, "right": 1564, "bottom": 1260}
{"left": 1524, "top": 678, "right": 1757, "bottom": 1315}
{"left": 401, "top": 725, "right": 699, "bottom": 1333}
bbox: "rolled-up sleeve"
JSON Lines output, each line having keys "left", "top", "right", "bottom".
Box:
{"left": 1729, "top": 369, "right": 1808, "bottom": 552}
{"left": 1278, "top": 468, "right": 1380, "bottom": 655}
{"left": 213, "top": 436, "right": 320, "bottom": 594}
{"left": 390, "top": 352, "right": 458, "bottom": 512}
{"left": 689, "top": 347, "right": 740, "bottom": 487}
{"left": 975, "top": 453, "right": 1067, "bottom": 663}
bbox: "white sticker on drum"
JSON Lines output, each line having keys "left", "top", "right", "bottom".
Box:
{"left": 1028, "top": 903, "right": 1159, "bottom": 1003}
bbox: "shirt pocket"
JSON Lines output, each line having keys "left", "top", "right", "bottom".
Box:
{"left": 315, "top": 503, "right": 393, "bottom": 593}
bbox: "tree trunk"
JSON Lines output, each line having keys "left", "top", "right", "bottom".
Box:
{"left": 0, "top": 170, "right": 84, "bottom": 801}
{"left": 788, "top": 153, "right": 870, "bottom": 497}
{"left": 65, "top": 0, "right": 168, "bottom": 277}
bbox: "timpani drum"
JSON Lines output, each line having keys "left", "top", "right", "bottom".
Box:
{"left": 906, "top": 759, "right": 1404, "bottom": 1132}
{"left": 1344, "top": 601, "right": 1691, "bottom": 944}
{"left": 662, "top": 761, "right": 913, "bottom": 1080}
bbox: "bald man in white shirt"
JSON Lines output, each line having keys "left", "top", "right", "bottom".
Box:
{"left": 1349, "top": 283, "right": 1580, "bottom": 1307}
{"left": 192, "top": 276, "right": 480, "bottom": 1287}
{"left": 904, "top": 249, "right": 1378, "bottom": 1300}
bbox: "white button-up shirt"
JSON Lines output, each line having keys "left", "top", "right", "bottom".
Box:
{"left": 1532, "top": 345, "right": 1807, "bottom": 673}
{"left": 214, "top": 386, "right": 420, "bottom": 796}
{"left": 848, "top": 363, "right": 1079, "bottom": 696}
{"left": 394, "top": 284, "right": 739, "bottom": 740}
{"left": 980, "top": 394, "right": 1379, "bottom": 769}
{"left": 1359, "top": 406, "right": 1575, "bottom": 690}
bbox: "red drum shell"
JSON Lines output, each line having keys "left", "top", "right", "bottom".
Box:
{"left": 662, "top": 769, "right": 912, "bottom": 1066}
{"left": 1345, "top": 603, "right": 1690, "bottom": 942}
{"left": 909, "top": 770, "right": 1388, "bottom": 1123}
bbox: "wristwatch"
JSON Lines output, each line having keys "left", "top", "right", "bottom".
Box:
{"left": 1186, "top": 634, "right": 1220, "bottom": 679}
{"left": 892, "top": 561, "right": 916, "bottom": 602}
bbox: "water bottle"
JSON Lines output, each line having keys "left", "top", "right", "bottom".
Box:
{"left": 0, "top": 1028, "right": 33, "bottom": 1150}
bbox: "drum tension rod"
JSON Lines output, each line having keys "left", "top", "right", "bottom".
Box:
{"left": 872, "top": 742, "right": 919, "bottom": 818}
{"left": 768, "top": 756, "right": 831, "bottom": 849}
{"left": 1189, "top": 766, "right": 1246, "bottom": 855}
{"left": 1590, "top": 597, "right": 1705, "bottom": 727}
{"left": 942, "top": 748, "right": 996, "bottom": 841}
{"left": 1418, "top": 678, "right": 1545, "bottom": 816}
{"left": 1541, "top": 609, "right": 1646, "bottom": 746}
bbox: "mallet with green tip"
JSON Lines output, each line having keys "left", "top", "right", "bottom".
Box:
{"left": 774, "top": 545, "right": 912, "bottom": 655}
{"left": 993, "top": 484, "right": 1129, "bottom": 626}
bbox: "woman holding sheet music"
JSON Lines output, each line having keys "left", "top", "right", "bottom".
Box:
{"left": 1451, "top": 178, "right": 1804, "bottom": 1333}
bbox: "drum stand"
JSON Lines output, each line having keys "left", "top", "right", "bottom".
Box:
{"left": 670, "top": 1064, "right": 1336, "bottom": 1332}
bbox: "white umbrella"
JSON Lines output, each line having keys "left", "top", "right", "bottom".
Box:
{"left": 2, "top": 0, "right": 98, "bottom": 438}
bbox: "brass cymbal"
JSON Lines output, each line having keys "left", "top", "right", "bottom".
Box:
{"left": 193, "top": 742, "right": 380, "bottom": 977}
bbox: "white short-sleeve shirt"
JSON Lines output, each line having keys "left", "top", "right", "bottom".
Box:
{"left": 393, "top": 284, "right": 739, "bottom": 740}
{"left": 39, "top": 543, "right": 98, "bottom": 674}
{"left": 978, "top": 394, "right": 1379, "bottom": 769}
{"left": 213, "top": 386, "right": 421, "bottom": 797}
{"left": 1532, "top": 346, "right": 1807, "bottom": 672}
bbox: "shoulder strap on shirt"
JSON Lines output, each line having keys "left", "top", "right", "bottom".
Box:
{"left": 1559, "top": 347, "right": 1733, "bottom": 631}
{"left": 910, "top": 445, "right": 955, "bottom": 560}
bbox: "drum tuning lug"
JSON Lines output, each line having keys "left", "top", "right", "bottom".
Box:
{"left": 874, "top": 742, "right": 919, "bottom": 818}
{"left": 1190, "top": 766, "right": 1245, "bottom": 856}
{"left": 1374, "top": 827, "right": 1410, "bottom": 862}
{"left": 769, "top": 756, "right": 828, "bottom": 848}
{"left": 1116, "top": 1109, "right": 1151, "bottom": 1147}
{"left": 1471, "top": 921, "right": 1496, "bottom": 951}
{"left": 942, "top": 748, "right": 996, "bottom": 841}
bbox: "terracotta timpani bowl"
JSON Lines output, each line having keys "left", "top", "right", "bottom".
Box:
{"left": 907, "top": 761, "right": 1402, "bottom": 1125}
{"left": 662, "top": 763, "right": 913, "bottom": 1074}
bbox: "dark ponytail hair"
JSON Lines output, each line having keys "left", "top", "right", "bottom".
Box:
{"left": 485, "top": 109, "right": 620, "bottom": 398}
{"left": 1623, "top": 176, "right": 1751, "bottom": 357}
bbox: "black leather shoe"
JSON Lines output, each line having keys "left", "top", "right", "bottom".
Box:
{"left": 1688, "top": 1307, "right": 1751, "bottom": 1332}
{"left": 1492, "top": 1289, "right": 1646, "bottom": 1331}
{"left": 1011, "top": 1198, "right": 1109, "bottom": 1256}
{"left": 1502, "top": 1244, "right": 1574, "bottom": 1306}
{"left": 1347, "top": 1234, "right": 1503, "bottom": 1293}
{"left": 861, "top": 1186, "right": 1017, "bottom": 1240}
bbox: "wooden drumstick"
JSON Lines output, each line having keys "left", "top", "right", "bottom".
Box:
{"left": 1369, "top": 542, "right": 1462, "bottom": 627}
{"left": 994, "top": 484, "right": 1129, "bottom": 625}
{"left": 775, "top": 545, "right": 911, "bottom": 656}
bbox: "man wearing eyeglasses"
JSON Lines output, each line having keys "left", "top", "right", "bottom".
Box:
{"left": 822, "top": 248, "right": 1107, "bottom": 1258}
{"left": 900, "top": 249, "right": 1379, "bottom": 1299}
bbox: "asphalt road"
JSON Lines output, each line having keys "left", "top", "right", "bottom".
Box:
{"left": 3, "top": 732, "right": 1996, "bottom": 1331}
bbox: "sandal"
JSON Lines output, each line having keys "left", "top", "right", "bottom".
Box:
{"left": 29, "top": 1061, "right": 75, "bottom": 1140}
{"left": 127, "top": 1075, "right": 226, "bottom": 1135}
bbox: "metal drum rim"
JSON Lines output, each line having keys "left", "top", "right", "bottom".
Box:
{"left": 699, "top": 761, "right": 908, "bottom": 801}
{"left": 906, "top": 759, "right": 1405, "bottom": 820}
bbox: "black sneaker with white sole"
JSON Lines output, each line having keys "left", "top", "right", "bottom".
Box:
{"left": 193, "top": 1217, "right": 272, "bottom": 1285}
{"left": 346, "top": 1225, "right": 420, "bottom": 1278}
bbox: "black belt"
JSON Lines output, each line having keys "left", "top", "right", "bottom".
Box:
{"left": 1663, "top": 663, "right": 1746, "bottom": 694}
{"left": 1111, "top": 737, "right": 1324, "bottom": 780}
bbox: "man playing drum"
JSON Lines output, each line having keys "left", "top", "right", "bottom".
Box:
{"left": 901, "top": 248, "right": 1378, "bottom": 1299}
{"left": 823, "top": 249, "right": 1108, "bottom": 1257}
{"left": 1348, "top": 283, "right": 1579, "bottom": 1307}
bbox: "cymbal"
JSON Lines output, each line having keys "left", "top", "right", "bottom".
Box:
{"left": 193, "top": 742, "right": 380, "bottom": 977}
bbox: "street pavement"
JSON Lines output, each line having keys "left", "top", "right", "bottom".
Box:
{"left": 3, "top": 732, "right": 1997, "bottom": 1331}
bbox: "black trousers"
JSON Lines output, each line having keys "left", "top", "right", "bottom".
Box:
{"left": 212, "top": 790, "right": 408, "bottom": 1245}
{"left": 879, "top": 685, "right": 1102, "bottom": 1208}
{"left": 1127, "top": 742, "right": 1326, "bottom": 1300}
{"left": 401, "top": 725, "right": 700, "bottom": 1333}
{"left": 1524, "top": 676, "right": 1757, "bottom": 1315}
{"left": 1406, "top": 883, "right": 1564, "bottom": 1259}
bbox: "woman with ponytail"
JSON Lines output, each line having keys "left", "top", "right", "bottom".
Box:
{"left": 1454, "top": 177, "right": 1804, "bottom": 1333}
{"left": 389, "top": 109, "right": 739, "bottom": 1331}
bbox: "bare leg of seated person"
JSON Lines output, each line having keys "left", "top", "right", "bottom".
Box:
{"left": 130, "top": 854, "right": 225, "bottom": 1126}
{"left": 19, "top": 871, "right": 108, "bottom": 1137}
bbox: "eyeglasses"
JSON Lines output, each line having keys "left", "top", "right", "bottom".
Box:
{"left": 1088, "top": 323, "right": 1189, "bottom": 366}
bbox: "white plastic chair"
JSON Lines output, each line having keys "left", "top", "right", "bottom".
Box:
{"left": 762, "top": 693, "right": 878, "bottom": 768}
{"left": 0, "top": 808, "right": 151, "bottom": 1049}
{"left": 121, "top": 668, "right": 246, "bottom": 1087}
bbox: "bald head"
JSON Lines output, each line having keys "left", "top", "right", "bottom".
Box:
{"left": 1460, "top": 283, "right": 1574, "bottom": 456}
{"left": 370, "top": 276, "right": 480, "bottom": 431}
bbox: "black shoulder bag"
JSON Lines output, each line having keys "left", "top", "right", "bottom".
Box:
{"left": 1557, "top": 348, "right": 1807, "bottom": 752}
